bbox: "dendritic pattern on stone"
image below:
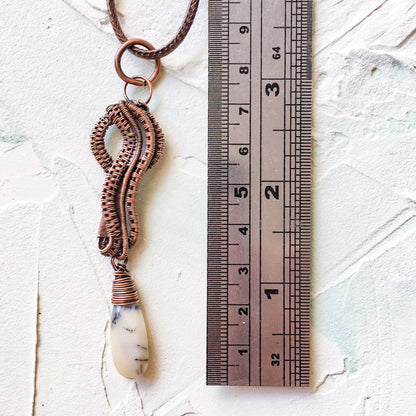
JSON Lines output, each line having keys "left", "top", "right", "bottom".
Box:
{"left": 110, "top": 304, "right": 149, "bottom": 378}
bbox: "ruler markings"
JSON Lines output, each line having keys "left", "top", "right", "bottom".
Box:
{"left": 259, "top": 0, "right": 263, "bottom": 384}
{"left": 208, "top": 0, "right": 311, "bottom": 386}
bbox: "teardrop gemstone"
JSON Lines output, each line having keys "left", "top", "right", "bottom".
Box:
{"left": 110, "top": 303, "right": 149, "bottom": 378}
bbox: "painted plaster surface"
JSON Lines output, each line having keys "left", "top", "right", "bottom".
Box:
{"left": 0, "top": 0, "right": 415, "bottom": 415}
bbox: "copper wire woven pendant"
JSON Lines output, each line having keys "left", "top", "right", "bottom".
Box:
{"left": 89, "top": 0, "right": 199, "bottom": 380}
{"left": 91, "top": 99, "right": 164, "bottom": 263}
{"left": 90, "top": 90, "right": 163, "bottom": 379}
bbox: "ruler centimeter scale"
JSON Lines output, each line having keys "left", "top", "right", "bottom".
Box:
{"left": 207, "top": 0, "right": 312, "bottom": 386}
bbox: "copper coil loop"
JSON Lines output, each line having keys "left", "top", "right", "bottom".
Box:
{"left": 111, "top": 256, "right": 128, "bottom": 271}
{"left": 112, "top": 265, "right": 139, "bottom": 306}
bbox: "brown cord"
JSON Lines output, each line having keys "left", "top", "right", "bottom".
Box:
{"left": 107, "top": 0, "right": 200, "bottom": 59}
{"left": 90, "top": 100, "right": 164, "bottom": 261}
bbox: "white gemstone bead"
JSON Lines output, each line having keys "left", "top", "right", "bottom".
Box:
{"left": 110, "top": 303, "right": 149, "bottom": 379}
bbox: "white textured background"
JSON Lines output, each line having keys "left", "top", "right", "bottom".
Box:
{"left": 1, "top": 0, "right": 416, "bottom": 415}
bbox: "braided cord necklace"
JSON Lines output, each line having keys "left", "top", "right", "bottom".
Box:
{"left": 90, "top": 0, "right": 199, "bottom": 379}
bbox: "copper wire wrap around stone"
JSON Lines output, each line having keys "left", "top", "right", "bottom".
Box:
{"left": 107, "top": 0, "right": 200, "bottom": 60}
{"left": 112, "top": 264, "right": 139, "bottom": 306}
{"left": 90, "top": 100, "right": 164, "bottom": 260}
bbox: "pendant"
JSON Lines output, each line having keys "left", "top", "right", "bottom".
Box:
{"left": 107, "top": 264, "right": 150, "bottom": 379}
{"left": 95, "top": 0, "right": 199, "bottom": 378}
{"left": 90, "top": 37, "right": 164, "bottom": 378}
{"left": 90, "top": 87, "right": 163, "bottom": 378}
{"left": 110, "top": 265, "right": 150, "bottom": 378}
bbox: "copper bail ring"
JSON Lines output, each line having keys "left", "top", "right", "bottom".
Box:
{"left": 115, "top": 38, "right": 162, "bottom": 87}
{"left": 124, "top": 76, "right": 153, "bottom": 105}
{"left": 111, "top": 256, "right": 128, "bottom": 271}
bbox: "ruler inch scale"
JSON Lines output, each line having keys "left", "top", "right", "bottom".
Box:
{"left": 207, "top": 0, "right": 312, "bottom": 386}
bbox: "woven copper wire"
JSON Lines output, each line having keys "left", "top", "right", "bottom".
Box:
{"left": 90, "top": 100, "right": 164, "bottom": 260}
{"left": 107, "top": 0, "right": 200, "bottom": 60}
{"left": 112, "top": 264, "right": 139, "bottom": 305}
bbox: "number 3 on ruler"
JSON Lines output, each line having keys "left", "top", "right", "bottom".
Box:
{"left": 265, "top": 82, "right": 280, "bottom": 96}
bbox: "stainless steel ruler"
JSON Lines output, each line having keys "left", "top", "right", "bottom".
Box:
{"left": 207, "top": 0, "right": 312, "bottom": 386}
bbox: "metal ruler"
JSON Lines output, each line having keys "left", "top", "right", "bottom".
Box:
{"left": 207, "top": 0, "right": 312, "bottom": 386}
